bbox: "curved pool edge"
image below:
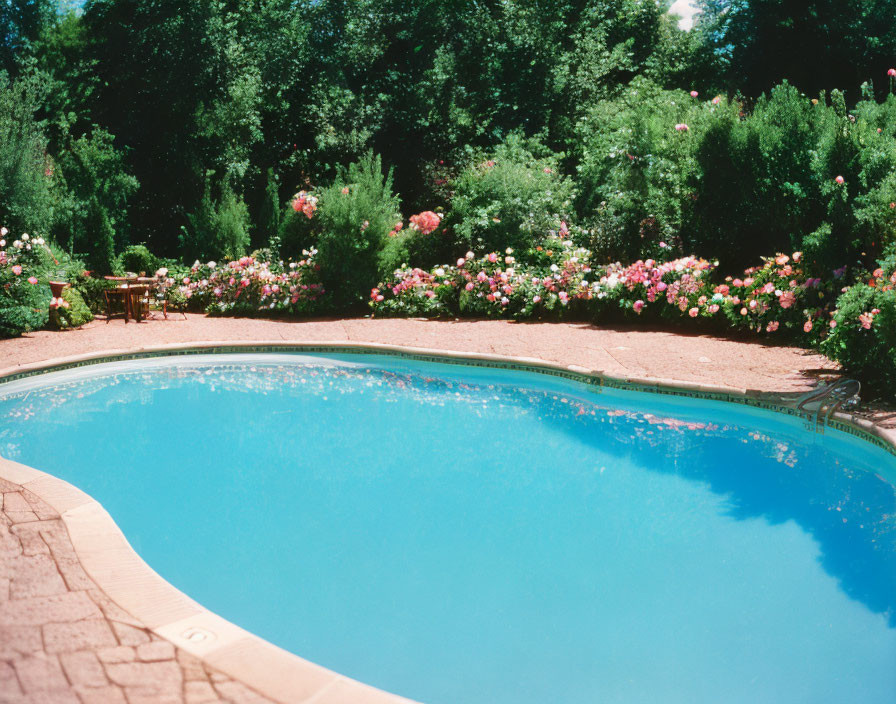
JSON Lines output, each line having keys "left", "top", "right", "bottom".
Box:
{"left": 1, "top": 340, "right": 894, "bottom": 704}
{"left": 0, "top": 456, "right": 418, "bottom": 704}
{"left": 3, "top": 339, "right": 894, "bottom": 457}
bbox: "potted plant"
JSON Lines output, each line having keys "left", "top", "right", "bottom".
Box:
{"left": 49, "top": 269, "right": 69, "bottom": 299}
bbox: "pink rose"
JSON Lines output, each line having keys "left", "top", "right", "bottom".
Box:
{"left": 27, "top": 276, "right": 37, "bottom": 284}
{"left": 688, "top": 307, "right": 699, "bottom": 318}
{"left": 779, "top": 291, "right": 796, "bottom": 309}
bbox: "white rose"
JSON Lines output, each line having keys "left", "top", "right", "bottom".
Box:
{"left": 21, "top": 233, "right": 28, "bottom": 241}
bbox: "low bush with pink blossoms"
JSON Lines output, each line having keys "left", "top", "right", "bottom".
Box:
{"left": 822, "top": 254, "right": 896, "bottom": 387}
{"left": 718, "top": 252, "right": 834, "bottom": 341}
{"left": 370, "top": 240, "right": 843, "bottom": 346}
{"left": 171, "top": 251, "right": 324, "bottom": 317}
{"left": 0, "top": 229, "right": 52, "bottom": 337}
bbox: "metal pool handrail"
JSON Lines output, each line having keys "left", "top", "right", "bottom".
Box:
{"left": 796, "top": 378, "right": 862, "bottom": 432}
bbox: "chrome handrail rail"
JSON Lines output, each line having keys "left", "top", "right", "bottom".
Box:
{"left": 796, "top": 378, "right": 861, "bottom": 432}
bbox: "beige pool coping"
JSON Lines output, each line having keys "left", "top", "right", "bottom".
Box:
{"left": 2, "top": 340, "right": 895, "bottom": 704}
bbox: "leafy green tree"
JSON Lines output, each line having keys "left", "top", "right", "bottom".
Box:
{"left": 33, "top": 9, "right": 99, "bottom": 148}
{"left": 0, "top": 0, "right": 60, "bottom": 74}
{"left": 52, "top": 128, "right": 138, "bottom": 272}
{"left": 0, "top": 69, "right": 56, "bottom": 235}
{"left": 693, "top": 0, "right": 896, "bottom": 98}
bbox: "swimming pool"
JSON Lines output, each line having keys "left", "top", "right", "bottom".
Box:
{"left": 1, "top": 351, "right": 894, "bottom": 703}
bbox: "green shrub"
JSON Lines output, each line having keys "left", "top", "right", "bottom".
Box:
{"left": 313, "top": 151, "right": 402, "bottom": 309}
{"left": 181, "top": 176, "right": 251, "bottom": 262}
{"left": 448, "top": 134, "right": 575, "bottom": 259}
{"left": 114, "top": 244, "right": 157, "bottom": 276}
{"left": 70, "top": 272, "right": 111, "bottom": 314}
{"left": 0, "top": 276, "right": 49, "bottom": 337}
{"left": 575, "top": 78, "right": 711, "bottom": 262}
{"left": 686, "top": 83, "right": 821, "bottom": 267}
{"left": 821, "top": 282, "right": 896, "bottom": 386}
{"left": 576, "top": 81, "right": 896, "bottom": 273}
{"left": 52, "top": 129, "right": 139, "bottom": 275}
{"left": 49, "top": 286, "right": 93, "bottom": 329}
{"left": 257, "top": 168, "right": 282, "bottom": 250}
{"left": 276, "top": 208, "right": 316, "bottom": 261}
{"left": 376, "top": 226, "right": 439, "bottom": 281}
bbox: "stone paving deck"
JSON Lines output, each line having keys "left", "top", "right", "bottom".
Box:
{"left": 0, "top": 479, "right": 275, "bottom": 704}
{"left": 0, "top": 314, "right": 890, "bottom": 703}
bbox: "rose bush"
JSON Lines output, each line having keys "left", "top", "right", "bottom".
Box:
{"left": 821, "top": 257, "right": 896, "bottom": 386}
{"left": 170, "top": 252, "right": 324, "bottom": 317}
{"left": 369, "top": 238, "right": 844, "bottom": 350}
{"left": 0, "top": 228, "right": 52, "bottom": 337}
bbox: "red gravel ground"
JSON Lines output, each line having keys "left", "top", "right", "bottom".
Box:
{"left": 0, "top": 314, "right": 839, "bottom": 394}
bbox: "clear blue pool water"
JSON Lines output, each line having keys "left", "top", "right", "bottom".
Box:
{"left": 1, "top": 353, "right": 895, "bottom": 704}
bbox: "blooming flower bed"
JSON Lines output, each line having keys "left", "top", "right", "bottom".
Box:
{"left": 369, "top": 238, "right": 842, "bottom": 348}
{"left": 165, "top": 250, "right": 324, "bottom": 316}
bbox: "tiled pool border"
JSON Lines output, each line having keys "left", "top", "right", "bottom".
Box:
{"left": 1, "top": 340, "right": 894, "bottom": 704}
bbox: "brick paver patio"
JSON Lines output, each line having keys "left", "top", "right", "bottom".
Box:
{"left": 0, "top": 478, "right": 275, "bottom": 704}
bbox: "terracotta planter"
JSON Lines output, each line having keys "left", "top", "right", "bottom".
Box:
{"left": 49, "top": 281, "right": 69, "bottom": 298}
